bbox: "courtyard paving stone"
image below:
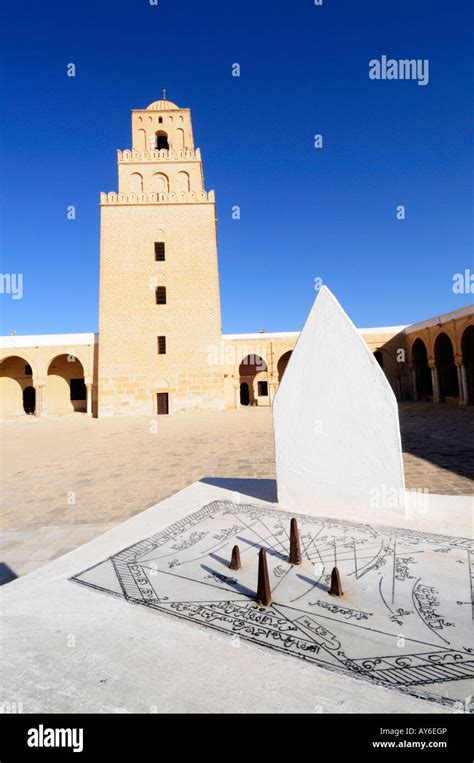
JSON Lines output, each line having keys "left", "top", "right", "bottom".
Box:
{"left": 0, "top": 403, "right": 472, "bottom": 579}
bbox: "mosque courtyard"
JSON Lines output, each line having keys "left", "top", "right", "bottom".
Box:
{"left": 1, "top": 402, "right": 472, "bottom": 585}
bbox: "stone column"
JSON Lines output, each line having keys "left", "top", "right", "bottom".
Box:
{"left": 34, "top": 385, "right": 41, "bottom": 416}
{"left": 396, "top": 377, "right": 402, "bottom": 401}
{"left": 430, "top": 364, "right": 440, "bottom": 403}
{"left": 460, "top": 363, "right": 470, "bottom": 405}
{"left": 454, "top": 363, "right": 463, "bottom": 404}
{"left": 234, "top": 384, "right": 240, "bottom": 410}
{"left": 269, "top": 382, "right": 277, "bottom": 405}
{"left": 410, "top": 365, "right": 418, "bottom": 401}
{"left": 34, "top": 384, "right": 45, "bottom": 416}
{"left": 86, "top": 384, "right": 93, "bottom": 415}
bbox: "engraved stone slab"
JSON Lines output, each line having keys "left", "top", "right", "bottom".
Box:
{"left": 273, "top": 286, "right": 405, "bottom": 518}
{"left": 72, "top": 500, "right": 474, "bottom": 710}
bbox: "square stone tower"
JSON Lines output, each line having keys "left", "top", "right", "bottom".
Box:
{"left": 98, "top": 95, "right": 225, "bottom": 415}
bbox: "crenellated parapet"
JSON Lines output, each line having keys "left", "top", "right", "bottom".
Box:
{"left": 100, "top": 189, "right": 215, "bottom": 205}
{"left": 117, "top": 148, "right": 201, "bottom": 162}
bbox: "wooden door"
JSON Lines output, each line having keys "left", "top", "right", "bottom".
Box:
{"left": 157, "top": 392, "right": 169, "bottom": 415}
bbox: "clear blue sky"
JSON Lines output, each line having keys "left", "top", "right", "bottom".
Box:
{"left": 1, "top": 0, "right": 473, "bottom": 335}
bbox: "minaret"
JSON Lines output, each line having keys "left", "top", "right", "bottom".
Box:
{"left": 98, "top": 94, "right": 225, "bottom": 415}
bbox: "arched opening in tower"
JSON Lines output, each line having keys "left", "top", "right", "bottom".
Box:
{"left": 155, "top": 131, "right": 169, "bottom": 150}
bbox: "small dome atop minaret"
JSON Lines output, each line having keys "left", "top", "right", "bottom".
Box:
{"left": 147, "top": 89, "right": 178, "bottom": 110}
{"left": 146, "top": 99, "right": 179, "bottom": 111}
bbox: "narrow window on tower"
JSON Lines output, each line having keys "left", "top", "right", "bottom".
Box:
{"left": 155, "top": 242, "right": 165, "bottom": 261}
{"left": 155, "top": 286, "right": 167, "bottom": 304}
{"left": 157, "top": 336, "right": 166, "bottom": 354}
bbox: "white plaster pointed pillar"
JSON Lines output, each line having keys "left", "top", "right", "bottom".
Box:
{"left": 273, "top": 286, "right": 405, "bottom": 519}
{"left": 430, "top": 365, "right": 440, "bottom": 402}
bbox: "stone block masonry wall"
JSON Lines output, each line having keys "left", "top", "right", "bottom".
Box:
{"left": 98, "top": 201, "right": 225, "bottom": 416}
{"left": 98, "top": 370, "right": 226, "bottom": 416}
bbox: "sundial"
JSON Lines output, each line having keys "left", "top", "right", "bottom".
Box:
{"left": 72, "top": 500, "right": 474, "bottom": 710}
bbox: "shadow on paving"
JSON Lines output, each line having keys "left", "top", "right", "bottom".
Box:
{"left": 398, "top": 401, "right": 474, "bottom": 483}
{"left": 200, "top": 477, "right": 278, "bottom": 503}
{"left": 0, "top": 562, "right": 18, "bottom": 586}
